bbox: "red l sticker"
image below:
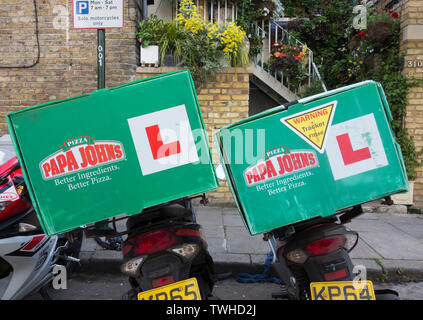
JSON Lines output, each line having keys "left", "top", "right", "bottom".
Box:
{"left": 336, "top": 133, "right": 371, "bottom": 165}
{"left": 145, "top": 125, "right": 181, "bottom": 160}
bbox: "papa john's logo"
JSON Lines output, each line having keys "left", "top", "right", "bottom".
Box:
{"left": 244, "top": 149, "right": 319, "bottom": 186}
{"left": 40, "top": 136, "right": 125, "bottom": 180}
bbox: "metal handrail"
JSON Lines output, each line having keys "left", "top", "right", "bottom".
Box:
{"left": 252, "top": 20, "right": 326, "bottom": 95}
{"left": 312, "top": 61, "right": 328, "bottom": 92}
{"left": 173, "top": 0, "right": 326, "bottom": 95}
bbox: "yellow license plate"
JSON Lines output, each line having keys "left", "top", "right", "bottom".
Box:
{"left": 138, "top": 278, "right": 201, "bottom": 300}
{"left": 310, "top": 281, "right": 376, "bottom": 300}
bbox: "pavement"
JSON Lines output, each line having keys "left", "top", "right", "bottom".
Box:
{"left": 78, "top": 204, "right": 423, "bottom": 283}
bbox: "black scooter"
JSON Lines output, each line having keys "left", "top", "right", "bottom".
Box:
{"left": 266, "top": 204, "right": 399, "bottom": 300}
{"left": 86, "top": 195, "right": 216, "bottom": 300}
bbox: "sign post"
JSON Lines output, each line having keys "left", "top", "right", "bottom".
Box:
{"left": 72, "top": 0, "right": 124, "bottom": 89}
{"left": 97, "top": 29, "right": 106, "bottom": 89}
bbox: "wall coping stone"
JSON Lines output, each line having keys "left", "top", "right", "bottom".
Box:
{"left": 136, "top": 66, "right": 254, "bottom": 74}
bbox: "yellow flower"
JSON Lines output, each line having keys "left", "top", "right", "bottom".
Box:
{"left": 176, "top": 0, "right": 204, "bottom": 34}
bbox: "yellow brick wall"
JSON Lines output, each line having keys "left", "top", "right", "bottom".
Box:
{"left": 400, "top": 0, "right": 423, "bottom": 207}
{"left": 375, "top": 0, "right": 423, "bottom": 207}
{"left": 0, "top": 0, "right": 138, "bottom": 134}
{"left": 137, "top": 67, "right": 252, "bottom": 205}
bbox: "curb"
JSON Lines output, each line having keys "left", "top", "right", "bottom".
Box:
{"left": 76, "top": 253, "right": 280, "bottom": 277}
{"left": 75, "top": 253, "right": 423, "bottom": 283}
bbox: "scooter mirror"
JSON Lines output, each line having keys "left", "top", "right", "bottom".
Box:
{"left": 215, "top": 163, "right": 227, "bottom": 181}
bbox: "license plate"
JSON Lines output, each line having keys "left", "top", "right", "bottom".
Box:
{"left": 138, "top": 278, "right": 201, "bottom": 300}
{"left": 310, "top": 281, "right": 376, "bottom": 300}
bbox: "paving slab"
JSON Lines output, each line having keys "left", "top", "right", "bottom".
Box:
{"left": 195, "top": 207, "right": 223, "bottom": 226}
{"left": 225, "top": 226, "right": 270, "bottom": 254}
{"left": 222, "top": 208, "right": 240, "bottom": 215}
{"left": 349, "top": 238, "right": 382, "bottom": 259}
{"left": 378, "top": 213, "right": 423, "bottom": 224}
{"left": 204, "top": 236, "right": 228, "bottom": 253}
{"left": 346, "top": 218, "right": 397, "bottom": 233}
{"left": 202, "top": 225, "right": 225, "bottom": 240}
{"left": 222, "top": 214, "right": 244, "bottom": 227}
{"left": 389, "top": 222, "right": 423, "bottom": 239}
{"left": 359, "top": 230, "right": 423, "bottom": 260}
{"left": 355, "top": 212, "right": 380, "bottom": 220}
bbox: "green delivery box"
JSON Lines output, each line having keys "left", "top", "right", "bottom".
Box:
{"left": 7, "top": 70, "right": 218, "bottom": 235}
{"left": 215, "top": 81, "right": 408, "bottom": 235}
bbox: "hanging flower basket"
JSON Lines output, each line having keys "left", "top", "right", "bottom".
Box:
{"left": 367, "top": 20, "right": 393, "bottom": 47}
{"left": 254, "top": 1, "right": 275, "bottom": 18}
{"left": 255, "top": 0, "right": 275, "bottom": 11}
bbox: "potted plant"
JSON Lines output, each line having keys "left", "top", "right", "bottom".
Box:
{"left": 269, "top": 41, "right": 307, "bottom": 88}
{"left": 254, "top": 0, "right": 275, "bottom": 18}
{"left": 137, "top": 15, "right": 167, "bottom": 67}
{"left": 367, "top": 9, "right": 398, "bottom": 49}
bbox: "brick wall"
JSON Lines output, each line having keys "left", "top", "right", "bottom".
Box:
{"left": 399, "top": 0, "right": 423, "bottom": 207}
{"left": 0, "top": 0, "right": 138, "bottom": 134}
{"left": 137, "top": 67, "right": 252, "bottom": 205}
{"left": 375, "top": 0, "right": 423, "bottom": 207}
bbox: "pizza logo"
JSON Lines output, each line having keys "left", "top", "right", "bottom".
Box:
{"left": 244, "top": 149, "right": 318, "bottom": 186}
{"left": 40, "top": 136, "right": 125, "bottom": 180}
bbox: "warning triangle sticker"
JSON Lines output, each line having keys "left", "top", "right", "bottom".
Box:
{"left": 281, "top": 101, "right": 337, "bottom": 153}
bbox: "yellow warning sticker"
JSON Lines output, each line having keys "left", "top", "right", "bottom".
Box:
{"left": 281, "top": 101, "right": 337, "bottom": 153}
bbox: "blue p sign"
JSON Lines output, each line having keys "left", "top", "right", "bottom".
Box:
{"left": 76, "top": 1, "right": 89, "bottom": 14}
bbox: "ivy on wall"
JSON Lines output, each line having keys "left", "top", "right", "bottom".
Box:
{"left": 284, "top": 1, "right": 422, "bottom": 180}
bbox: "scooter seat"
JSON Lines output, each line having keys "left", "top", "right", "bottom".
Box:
{"left": 126, "top": 204, "right": 193, "bottom": 230}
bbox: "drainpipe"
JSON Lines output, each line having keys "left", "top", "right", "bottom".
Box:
{"left": 142, "top": 0, "right": 148, "bottom": 18}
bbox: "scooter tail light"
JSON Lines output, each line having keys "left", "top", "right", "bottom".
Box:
{"left": 133, "top": 229, "right": 180, "bottom": 255}
{"left": 305, "top": 235, "right": 346, "bottom": 256}
{"left": 175, "top": 228, "right": 205, "bottom": 240}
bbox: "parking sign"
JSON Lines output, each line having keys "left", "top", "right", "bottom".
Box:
{"left": 76, "top": 1, "right": 89, "bottom": 14}
{"left": 73, "top": 0, "right": 124, "bottom": 29}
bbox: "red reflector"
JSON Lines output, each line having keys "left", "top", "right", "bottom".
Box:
{"left": 133, "top": 229, "right": 180, "bottom": 255}
{"left": 324, "top": 269, "right": 348, "bottom": 281}
{"left": 152, "top": 276, "right": 175, "bottom": 288}
{"left": 305, "top": 236, "right": 345, "bottom": 256}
